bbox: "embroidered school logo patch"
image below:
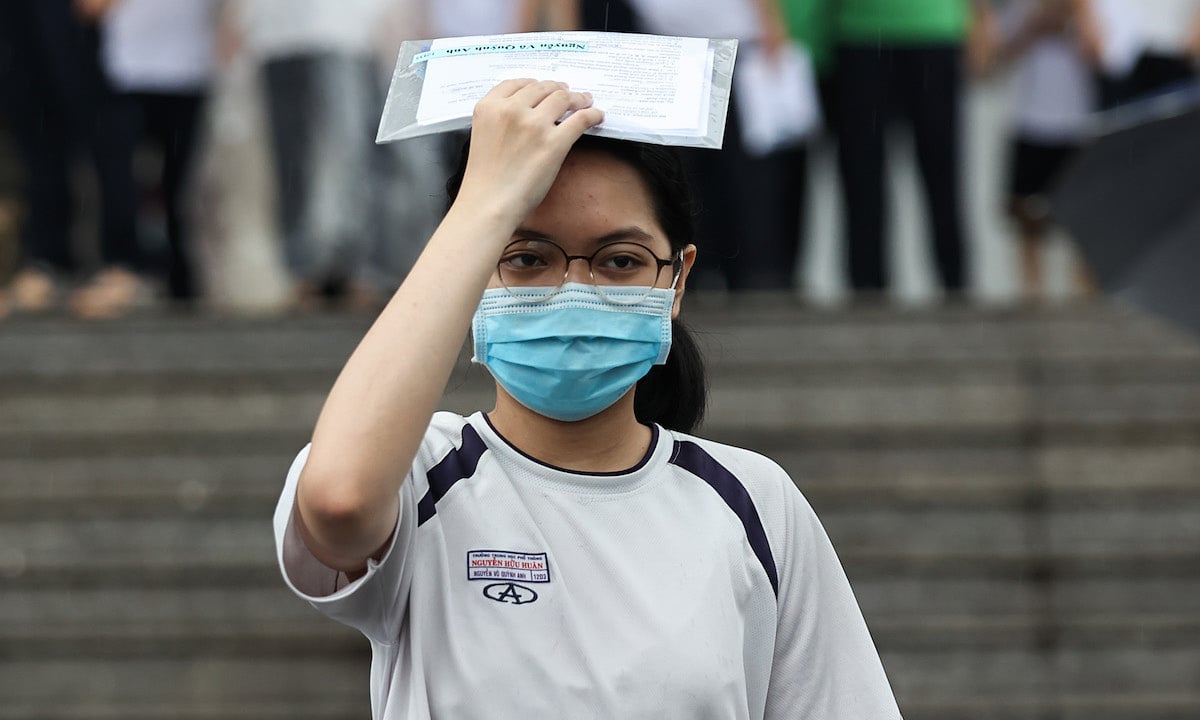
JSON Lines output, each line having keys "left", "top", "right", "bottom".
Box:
{"left": 467, "top": 550, "right": 551, "bottom": 583}
{"left": 483, "top": 582, "right": 538, "bottom": 605}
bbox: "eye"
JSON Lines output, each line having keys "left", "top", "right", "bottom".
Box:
{"left": 501, "top": 251, "right": 549, "bottom": 270}
{"left": 595, "top": 245, "right": 652, "bottom": 273}
{"left": 500, "top": 239, "right": 562, "bottom": 273}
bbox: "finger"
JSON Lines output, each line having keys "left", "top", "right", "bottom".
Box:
{"left": 484, "top": 78, "right": 538, "bottom": 100}
{"left": 534, "top": 89, "right": 594, "bottom": 122}
{"left": 554, "top": 106, "right": 605, "bottom": 140}
{"left": 511, "top": 79, "right": 572, "bottom": 108}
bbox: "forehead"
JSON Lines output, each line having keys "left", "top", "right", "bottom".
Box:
{"left": 520, "top": 149, "right": 665, "bottom": 248}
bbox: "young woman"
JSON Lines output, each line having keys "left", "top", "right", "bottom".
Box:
{"left": 971, "top": 0, "right": 1098, "bottom": 301}
{"left": 273, "top": 79, "right": 901, "bottom": 719}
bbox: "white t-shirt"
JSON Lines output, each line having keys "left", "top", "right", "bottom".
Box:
{"left": 1091, "top": 0, "right": 1200, "bottom": 74}
{"left": 237, "top": 0, "right": 392, "bottom": 58}
{"left": 428, "top": 0, "right": 526, "bottom": 38}
{"left": 627, "top": 0, "right": 761, "bottom": 42}
{"left": 1132, "top": 0, "right": 1200, "bottom": 55}
{"left": 274, "top": 411, "right": 900, "bottom": 720}
{"left": 102, "top": 0, "right": 217, "bottom": 92}
{"left": 999, "top": 1, "right": 1096, "bottom": 142}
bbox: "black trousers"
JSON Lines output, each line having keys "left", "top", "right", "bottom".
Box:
{"left": 119, "top": 92, "right": 206, "bottom": 298}
{"left": 579, "top": 0, "right": 639, "bottom": 32}
{"left": 261, "top": 53, "right": 390, "bottom": 285}
{"left": 681, "top": 96, "right": 806, "bottom": 292}
{"left": 0, "top": 0, "right": 139, "bottom": 273}
{"left": 834, "top": 43, "right": 966, "bottom": 292}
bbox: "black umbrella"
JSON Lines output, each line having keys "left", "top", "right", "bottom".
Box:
{"left": 1052, "top": 84, "right": 1200, "bottom": 334}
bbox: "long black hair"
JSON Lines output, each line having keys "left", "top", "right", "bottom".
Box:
{"left": 446, "top": 134, "right": 708, "bottom": 433}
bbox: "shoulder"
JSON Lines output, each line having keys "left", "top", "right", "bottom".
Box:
{"left": 408, "top": 412, "right": 488, "bottom": 489}
{"left": 666, "top": 430, "right": 797, "bottom": 503}
{"left": 424, "top": 411, "right": 476, "bottom": 447}
{"left": 664, "top": 431, "right": 818, "bottom": 597}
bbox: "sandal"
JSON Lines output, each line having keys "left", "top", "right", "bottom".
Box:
{"left": 68, "top": 267, "right": 149, "bottom": 320}
{"left": 10, "top": 267, "right": 59, "bottom": 313}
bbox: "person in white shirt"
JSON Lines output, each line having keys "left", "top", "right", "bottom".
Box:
{"left": 273, "top": 79, "right": 901, "bottom": 719}
{"left": 973, "top": 0, "right": 1098, "bottom": 300}
{"left": 1085, "top": 0, "right": 1200, "bottom": 108}
{"left": 101, "top": 0, "right": 219, "bottom": 305}
{"left": 620, "top": 0, "right": 803, "bottom": 292}
{"left": 226, "top": 0, "right": 414, "bottom": 310}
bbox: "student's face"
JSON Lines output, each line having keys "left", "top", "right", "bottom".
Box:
{"left": 489, "top": 149, "right": 695, "bottom": 316}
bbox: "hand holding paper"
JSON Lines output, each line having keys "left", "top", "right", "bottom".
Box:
{"left": 456, "top": 79, "right": 604, "bottom": 225}
{"left": 378, "top": 31, "right": 738, "bottom": 149}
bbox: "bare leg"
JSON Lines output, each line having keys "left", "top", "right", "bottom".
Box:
{"left": 1019, "top": 231, "right": 1043, "bottom": 302}
{"left": 1011, "top": 196, "right": 1046, "bottom": 303}
{"left": 1070, "top": 244, "right": 1099, "bottom": 298}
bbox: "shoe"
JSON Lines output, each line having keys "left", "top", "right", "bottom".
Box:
{"left": 68, "top": 267, "right": 150, "bottom": 320}
{"left": 10, "top": 267, "right": 58, "bottom": 313}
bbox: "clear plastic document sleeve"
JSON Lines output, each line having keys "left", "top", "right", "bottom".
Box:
{"left": 377, "top": 31, "right": 738, "bottom": 149}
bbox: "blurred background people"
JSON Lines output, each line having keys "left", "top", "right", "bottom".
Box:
{"left": 101, "top": 0, "right": 220, "bottom": 308}
{"left": 225, "top": 0, "right": 429, "bottom": 310}
{"left": 622, "top": 0, "right": 806, "bottom": 292}
{"left": 0, "top": 0, "right": 144, "bottom": 318}
{"left": 549, "top": 0, "right": 639, "bottom": 32}
{"left": 972, "top": 0, "right": 1098, "bottom": 302}
{"left": 1088, "top": 0, "right": 1200, "bottom": 109}
{"left": 771, "top": 0, "right": 833, "bottom": 295}
{"left": 832, "top": 0, "right": 982, "bottom": 298}
{"left": 411, "top": 0, "right": 541, "bottom": 175}
{"left": 421, "top": 0, "right": 539, "bottom": 38}
{"left": 0, "top": 37, "right": 20, "bottom": 320}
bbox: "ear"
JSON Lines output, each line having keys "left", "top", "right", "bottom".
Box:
{"left": 671, "top": 244, "right": 697, "bottom": 319}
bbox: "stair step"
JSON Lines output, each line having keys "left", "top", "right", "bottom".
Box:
{"left": 8, "top": 442, "right": 1198, "bottom": 517}
{"left": 0, "top": 657, "right": 366, "bottom": 706}
{"left": 883, "top": 647, "right": 1200, "bottom": 698}
{"left": 3, "top": 305, "right": 1196, "bottom": 377}
{"left": 0, "top": 704, "right": 367, "bottom": 720}
{"left": 6, "top": 376, "right": 1199, "bottom": 442}
{"left": 5, "top": 612, "right": 1198, "bottom": 657}
{"left": 898, "top": 694, "right": 1200, "bottom": 720}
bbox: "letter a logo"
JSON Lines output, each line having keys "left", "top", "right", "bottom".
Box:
{"left": 483, "top": 582, "right": 538, "bottom": 605}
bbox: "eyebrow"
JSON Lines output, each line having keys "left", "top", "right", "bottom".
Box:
{"left": 512, "top": 226, "right": 658, "bottom": 247}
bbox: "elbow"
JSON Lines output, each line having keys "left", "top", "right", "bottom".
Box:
{"left": 296, "top": 464, "right": 393, "bottom": 563}
{"left": 300, "top": 479, "right": 371, "bottom": 531}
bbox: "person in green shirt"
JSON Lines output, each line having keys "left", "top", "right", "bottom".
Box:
{"left": 782, "top": 0, "right": 835, "bottom": 78}
{"left": 831, "top": 0, "right": 985, "bottom": 296}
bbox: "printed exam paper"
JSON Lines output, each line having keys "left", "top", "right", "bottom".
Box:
{"left": 414, "top": 32, "right": 713, "bottom": 137}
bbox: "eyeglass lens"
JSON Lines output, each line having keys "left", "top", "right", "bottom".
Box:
{"left": 498, "top": 239, "right": 670, "bottom": 302}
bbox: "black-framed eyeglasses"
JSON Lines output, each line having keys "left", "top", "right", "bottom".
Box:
{"left": 497, "top": 239, "right": 682, "bottom": 304}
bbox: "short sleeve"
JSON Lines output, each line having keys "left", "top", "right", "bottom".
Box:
{"left": 764, "top": 482, "right": 902, "bottom": 720}
{"left": 272, "top": 444, "right": 418, "bottom": 645}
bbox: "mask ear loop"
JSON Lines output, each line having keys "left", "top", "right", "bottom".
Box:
{"left": 668, "top": 251, "right": 685, "bottom": 290}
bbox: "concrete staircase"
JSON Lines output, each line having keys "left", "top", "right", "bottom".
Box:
{"left": 2, "top": 298, "right": 1199, "bottom": 719}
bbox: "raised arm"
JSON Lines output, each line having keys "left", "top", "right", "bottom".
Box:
{"left": 752, "top": 0, "right": 789, "bottom": 59}
{"left": 966, "top": 0, "right": 1001, "bottom": 77}
{"left": 295, "top": 81, "right": 603, "bottom": 572}
{"left": 1070, "top": 0, "right": 1107, "bottom": 67}
{"left": 971, "top": 0, "right": 1081, "bottom": 77}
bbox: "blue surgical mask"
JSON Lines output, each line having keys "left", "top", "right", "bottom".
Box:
{"left": 471, "top": 282, "right": 675, "bottom": 422}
